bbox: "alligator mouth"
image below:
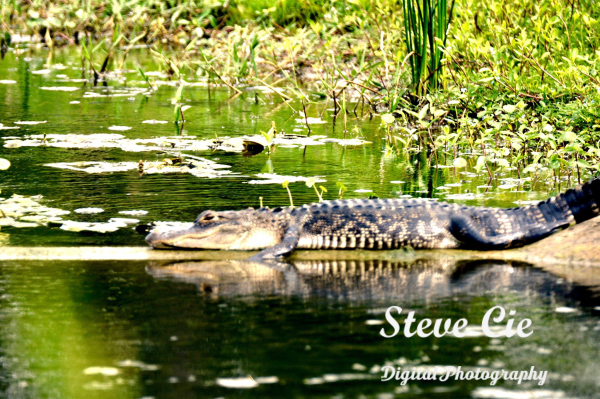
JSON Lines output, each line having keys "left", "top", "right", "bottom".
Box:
{"left": 147, "top": 240, "right": 177, "bottom": 250}
{"left": 145, "top": 227, "right": 245, "bottom": 250}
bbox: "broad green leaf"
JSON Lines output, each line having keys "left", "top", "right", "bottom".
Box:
{"left": 475, "top": 156, "right": 487, "bottom": 172}
{"left": 381, "top": 113, "right": 395, "bottom": 124}
{"left": 417, "top": 104, "right": 428, "bottom": 120}
{"left": 453, "top": 157, "right": 467, "bottom": 168}
{"left": 503, "top": 104, "right": 516, "bottom": 113}
{"left": 562, "top": 131, "right": 577, "bottom": 142}
{"left": 496, "top": 159, "right": 509, "bottom": 167}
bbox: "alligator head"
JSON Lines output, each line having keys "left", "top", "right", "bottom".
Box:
{"left": 145, "top": 208, "right": 287, "bottom": 250}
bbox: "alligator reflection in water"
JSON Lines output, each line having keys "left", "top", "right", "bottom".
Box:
{"left": 146, "top": 259, "right": 599, "bottom": 306}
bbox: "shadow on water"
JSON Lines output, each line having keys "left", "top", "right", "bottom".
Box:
{"left": 146, "top": 258, "right": 600, "bottom": 307}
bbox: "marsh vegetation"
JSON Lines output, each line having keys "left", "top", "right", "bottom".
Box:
{"left": 2, "top": 0, "right": 600, "bottom": 186}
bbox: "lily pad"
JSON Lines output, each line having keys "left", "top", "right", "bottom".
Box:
{"left": 74, "top": 208, "right": 104, "bottom": 214}
{"left": 45, "top": 159, "right": 235, "bottom": 179}
{"left": 119, "top": 210, "right": 148, "bottom": 216}
{"left": 40, "top": 86, "right": 79, "bottom": 91}
{"left": 320, "top": 138, "right": 371, "bottom": 146}
{"left": 215, "top": 377, "right": 259, "bottom": 389}
{"left": 60, "top": 221, "right": 123, "bottom": 233}
{"left": 0, "top": 194, "right": 70, "bottom": 228}
{"left": 108, "top": 217, "right": 139, "bottom": 224}
{"left": 295, "top": 117, "right": 327, "bottom": 124}
{"left": 83, "top": 367, "right": 120, "bottom": 376}
{"left": 14, "top": 120, "right": 47, "bottom": 125}
{"left": 2, "top": 133, "right": 361, "bottom": 153}
{"left": 108, "top": 126, "right": 132, "bottom": 131}
{"left": 247, "top": 173, "right": 326, "bottom": 185}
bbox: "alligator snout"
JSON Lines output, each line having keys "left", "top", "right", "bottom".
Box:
{"left": 145, "top": 229, "right": 171, "bottom": 249}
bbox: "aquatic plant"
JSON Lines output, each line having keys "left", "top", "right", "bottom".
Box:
{"left": 305, "top": 177, "right": 323, "bottom": 202}
{"left": 402, "top": 0, "right": 455, "bottom": 95}
{"left": 282, "top": 180, "right": 294, "bottom": 207}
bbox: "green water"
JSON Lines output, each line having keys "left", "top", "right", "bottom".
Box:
{"left": 1, "top": 48, "right": 599, "bottom": 398}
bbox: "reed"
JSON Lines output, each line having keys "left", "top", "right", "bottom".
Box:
{"left": 402, "top": 0, "right": 455, "bottom": 95}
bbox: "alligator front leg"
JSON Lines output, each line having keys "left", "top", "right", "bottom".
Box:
{"left": 247, "top": 224, "right": 302, "bottom": 261}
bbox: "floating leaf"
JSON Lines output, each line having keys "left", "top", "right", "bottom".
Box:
{"left": 74, "top": 207, "right": 104, "bottom": 214}
{"left": 248, "top": 174, "right": 325, "bottom": 185}
{"left": 83, "top": 367, "right": 120, "bottom": 376}
{"left": 119, "top": 210, "right": 148, "bottom": 216}
{"left": 216, "top": 377, "right": 259, "bottom": 389}
{"left": 14, "top": 121, "right": 47, "bottom": 125}
{"left": 39, "top": 86, "right": 79, "bottom": 91}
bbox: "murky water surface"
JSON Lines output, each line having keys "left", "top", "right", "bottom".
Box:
{"left": 1, "top": 48, "right": 599, "bottom": 398}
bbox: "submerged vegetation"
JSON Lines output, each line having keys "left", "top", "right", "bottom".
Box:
{"left": 2, "top": 0, "right": 600, "bottom": 188}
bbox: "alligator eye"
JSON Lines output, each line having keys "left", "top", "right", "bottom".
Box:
{"left": 202, "top": 214, "right": 217, "bottom": 222}
{"left": 196, "top": 211, "right": 219, "bottom": 223}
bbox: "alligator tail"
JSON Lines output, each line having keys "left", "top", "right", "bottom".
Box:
{"left": 550, "top": 177, "right": 600, "bottom": 224}
{"left": 450, "top": 178, "right": 600, "bottom": 250}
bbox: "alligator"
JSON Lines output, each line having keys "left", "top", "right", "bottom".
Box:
{"left": 145, "top": 178, "right": 600, "bottom": 261}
